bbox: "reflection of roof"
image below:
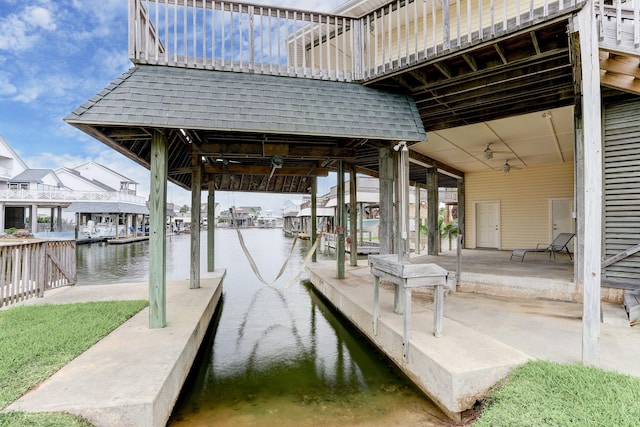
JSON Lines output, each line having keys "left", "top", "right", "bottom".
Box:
{"left": 65, "top": 202, "right": 149, "bottom": 215}
{"left": 297, "top": 208, "right": 334, "bottom": 217}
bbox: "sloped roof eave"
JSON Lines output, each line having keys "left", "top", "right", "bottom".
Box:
{"left": 64, "top": 66, "right": 426, "bottom": 143}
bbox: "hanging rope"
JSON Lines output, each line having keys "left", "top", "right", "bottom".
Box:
{"left": 231, "top": 208, "right": 322, "bottom": 290}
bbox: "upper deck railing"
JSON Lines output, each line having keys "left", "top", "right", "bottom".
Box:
{"left": 129, "top": 0, "right": 640, "bottom": 82}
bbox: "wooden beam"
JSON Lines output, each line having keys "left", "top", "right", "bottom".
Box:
{"left": 311, "top": 177, "right": 317, "bottom": 263}
{"left": 207, "top": 164, "right": 329, "bottom": 177}
{"left": 572, "top": 4, "right": 603, "bottom": 367}
{"left": 462, "top": 53, "right": 478, "bottom": 72}
{"left": 349, "top": 164, "right": 358, "bottom": 266}
{"left": 197, "top": 143, "right": 356, "bottom": 160}
{"left": 379, "top": 147, "right": 394, "bottom": 255}
{"left": 149, "top": 130, "right": 168, "bottom": 329}
{"left": 602, "top": 244, "right": 640, "bottom": 268}
{"left": 409, "top": 150, "right": 464, "bottom": 178}
{"left": 191, "top": 153, "right": 202, "bottom": 289}
{"left": 336, "top": 161, "right": 345, "bottom": 279}
{"left": 427, "top": 167, "right": 439, "bottom": 256}
{"left": 434, "top": 62, "right": 452, "bottom": 79}
{"left": 493, "top": 42, "right": 508, "bottom": 64}
{"left": 171, "top": 164, "right": 329, "bottom": 177}
{"left": 207, "top": 182, "right": 215, "bottom": 272}
{"left": 530, "top": 31, "right": 541, "bottom": 55}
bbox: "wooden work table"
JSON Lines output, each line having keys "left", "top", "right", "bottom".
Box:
{"left": 369, "top": 254, "right": 448, "bottom": 362}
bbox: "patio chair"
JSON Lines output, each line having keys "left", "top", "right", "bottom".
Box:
{"left": 510, "top": 233, "right": 575, "bottom": 262}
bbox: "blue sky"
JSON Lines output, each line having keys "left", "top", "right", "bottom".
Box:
{"left": 0, "top": 0, "right": 344, "bottom": 212}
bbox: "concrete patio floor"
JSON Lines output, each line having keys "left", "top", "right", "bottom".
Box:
{"left": 306, "top": 258, "right": 639, "bottom": 420}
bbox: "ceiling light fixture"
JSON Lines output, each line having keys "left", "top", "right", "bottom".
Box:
{"left": 502, "top": 160, "right": 511, "bottom": 174}
{"left": 483, "top": 144, "right": 494, "bottom": 160}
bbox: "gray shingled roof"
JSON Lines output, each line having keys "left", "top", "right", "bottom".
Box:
{"left": 65, "top": 66, "right": 426, "bottom": 142}
{"left": 65, "top": 202, "right": 149, "bottom": 215}
{"left": 11, "top": 169, "right": 62, "bottom": 186}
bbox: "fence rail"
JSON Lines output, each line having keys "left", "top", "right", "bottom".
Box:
{"left": 129, "top": 0, "right": 361, "bottom": 81}
{"left": 127, "top": 0, "right": 640, "bottom": 83}
{"left": 0, "top": 240, "right": 76, "bottom": 308}
{"left": 0, "top": 189, "right": 148, "bottom": 204}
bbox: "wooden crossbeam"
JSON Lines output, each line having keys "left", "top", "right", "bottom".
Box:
{"left": 199, "top": 164, "right": 329, "bottom": 177}
{"left": 196, "top": 142, "right": 355, "bottom": 160}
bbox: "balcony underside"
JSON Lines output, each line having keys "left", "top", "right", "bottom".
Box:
{"left": 366, "top": 18, "right": 576, "bottom": 132}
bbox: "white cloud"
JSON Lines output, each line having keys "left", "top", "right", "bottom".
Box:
{"left": 0, "top": 73, "right": 17, "bottom": 95}
{"left": 24, "top": 5, "right": 56, "bottom": 30}
{"left": 0, "top": 5, "right": 56, "bottom": 52}
{"left": 9, "top": 72, "right": 78, "bottom": 103}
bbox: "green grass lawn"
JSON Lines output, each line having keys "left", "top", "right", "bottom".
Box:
{"left": 473, "top": 360, "right": 640, "bottom": 426}
{"left": 0, "top": 300, "right": 147, "bottom": 426}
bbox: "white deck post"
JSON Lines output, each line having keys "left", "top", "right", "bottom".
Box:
{"left": 573, "top": 2, "right": 603, "bottom": 366}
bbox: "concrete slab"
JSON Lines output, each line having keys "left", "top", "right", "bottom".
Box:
{"left": 307, "top": 259, "right": 640, "bottom": 420}
{"left": 3, "top": 270, "right": 226, "bottom": 427}
{"left": 307, "top": 262, "right": 530, "bottom": 421}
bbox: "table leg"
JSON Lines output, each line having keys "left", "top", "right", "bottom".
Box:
{"left": 434, "top": 284, "right": 443, "bottom": 337}
{"left": 373, "top": 275, "right": 379, "bottom": 336}
{"left": 403, "top": 287, "right": 411, "bottom": 362}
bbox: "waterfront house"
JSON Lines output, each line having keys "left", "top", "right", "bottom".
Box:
{"left": 0, "top": 136, "right": 148, "bottom": 238}
{"left": 62, "top": 0, "right": 640, "bottom": 419}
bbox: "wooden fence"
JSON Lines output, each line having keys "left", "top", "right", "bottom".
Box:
{"left": 0, "top": 240, "right": 76, "bottom": 308}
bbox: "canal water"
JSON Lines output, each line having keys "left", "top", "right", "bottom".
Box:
{"left": 77, "top": 228, "right": 448, "bottom": 426}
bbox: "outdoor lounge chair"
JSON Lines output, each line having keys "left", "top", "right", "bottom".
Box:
{"left": 510, "top": 233, "right": 575, "bottom": 262}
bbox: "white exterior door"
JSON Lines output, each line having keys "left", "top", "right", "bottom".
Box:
{"left": 476, "top": 202, "right": 500, "bottom": 248}
{"left": 551, "top": 198, "right": 574, "bottom": 248}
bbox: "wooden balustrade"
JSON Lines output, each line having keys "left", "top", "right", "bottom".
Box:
{"left": 129, "top": 0, "right": 361, "bottom": 81}
{"left": 129, "top": 0, "right": 639, "bottom": 82}
{"left": 0, "top": 240, "right": 76, "bottom": 308}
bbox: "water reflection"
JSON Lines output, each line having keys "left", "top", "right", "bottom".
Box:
{"left": 77, "top": 229, "right": 447, "bottom": 426}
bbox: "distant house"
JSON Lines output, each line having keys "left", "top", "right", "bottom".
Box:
{"left": 0, "top": 135, "right": 148, "bottom": 237}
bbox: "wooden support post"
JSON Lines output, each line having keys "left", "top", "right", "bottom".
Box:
{"left": 378, "top": 147, "right": 394, "bottom": 254}
{"left": 31, "top": 204, "right": 38, "bottom": 235}
{"left": 572, "top": 3, "right": 603, "bottom": 366}
{"left": 57, "top": 207, "right": 62, "bottom": 232}
{"left": 427, "top": 167, "right": 439, "bottom": 256}
{"left": 191, "top": 153, "right": 202, "bottom": 289}
{"left": 457, "top": 178, "right": 465, "bottom": 285}
{"left": 415, "top": 184, "right": 421, "bottom": 255}
{"left": 394, "top": 144, "right": 410, "bottom": 314}
{"left": 311, "top": 177, "right": 317, "bottom": 263}
{"left": 336, "top": 161, "right": 345, "bottom": 279}
{"left": 50, "top": 207, "right": 55, "bottom": 232}
{"left": 149, "top": 130, "right": 168, "bottom": 329}
{"left": 359, "top": 202, "right": 364, "bottom": 245}
{"left": 349, "top": 164, "right": 358, "bottom": 266}
{"left": 0, "top": 202, "right": 4, "bottom": 232}
{"left": 207, "top": 181, "right": 215, "bottom": 272}
{"left": 398, "top": 146, "right": 410, "bottom": 262}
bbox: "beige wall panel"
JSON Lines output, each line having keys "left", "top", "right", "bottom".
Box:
{"left": 465, "top": 162, "right": 574, "bottom": 249}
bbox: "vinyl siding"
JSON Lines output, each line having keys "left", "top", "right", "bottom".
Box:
{"left": 465, "top": 162, "right": 574, "bottom": 249}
